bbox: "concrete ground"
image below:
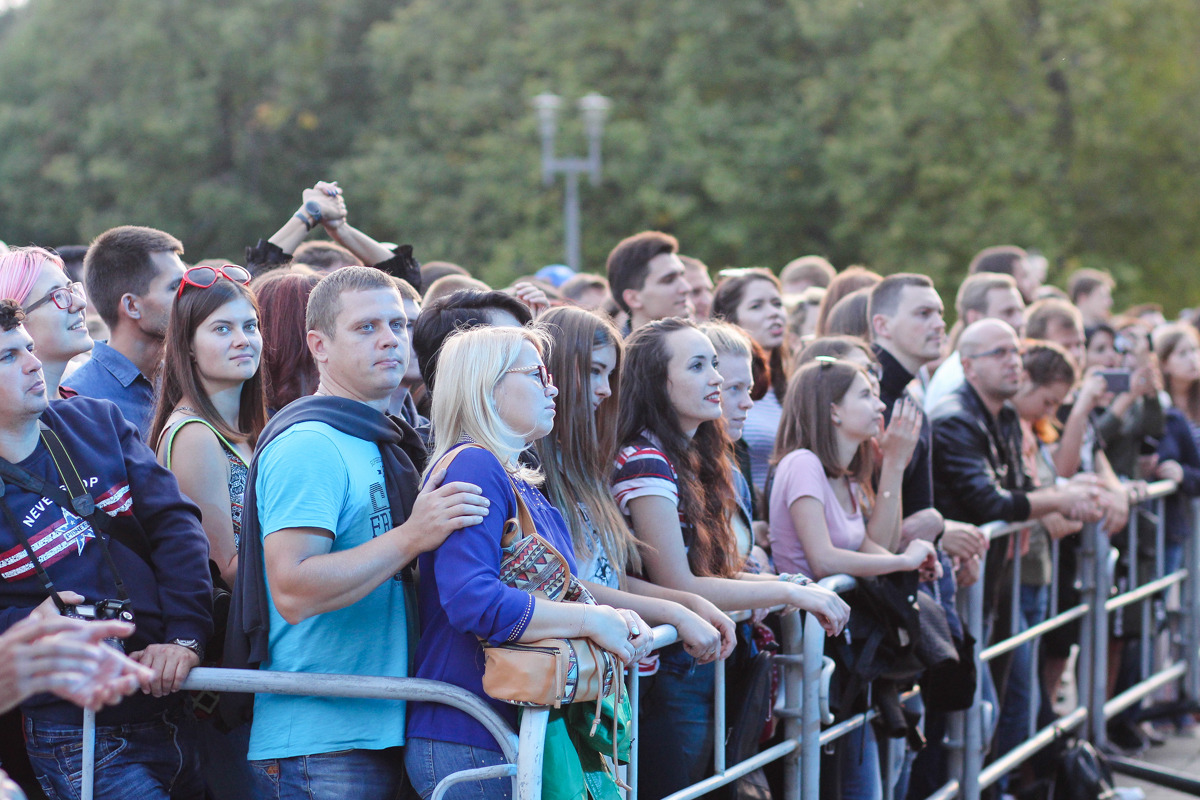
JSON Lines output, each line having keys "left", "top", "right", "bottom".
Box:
{"left": 1111, "top": 726, "right": 1200, "bottom": 800}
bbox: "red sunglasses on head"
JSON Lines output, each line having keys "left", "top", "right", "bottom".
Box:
{"left": 178, "top": 265, "right": 252, "bottom": 297}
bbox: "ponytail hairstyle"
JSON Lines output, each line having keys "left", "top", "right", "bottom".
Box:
{"left": 535, "top": 307, "right": 642, "bottom": 581}
{"left": 618, "top": 317, "right": 740, "bottom": 578}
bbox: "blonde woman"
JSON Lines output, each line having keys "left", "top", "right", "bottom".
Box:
{"left": 406, "top": 325, "right": 652, "bottom": 800}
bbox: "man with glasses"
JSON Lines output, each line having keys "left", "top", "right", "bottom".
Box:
{"left": 63, "top": 226, "right": 186, "bottom": 439}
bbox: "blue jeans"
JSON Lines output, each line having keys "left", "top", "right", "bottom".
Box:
{"left": 405, "top": 738, "right": 511, "bottom": 800}
{"left": 636, "top": 645, "right": 716, "bottom": 800}
{"left": 838, "top": 721, "right": 882, "bottom": 800}
{"left": 995, "top": 585, "right": 1049, "bottom": 762}
{"left": 24, "top": 710, "right": 203, "bottom": 800}
{"left": 187, "top": 716, "right": 262, "bottom": 800}
{"left": 250, "top": 747, "right": 403, "bottom": 800}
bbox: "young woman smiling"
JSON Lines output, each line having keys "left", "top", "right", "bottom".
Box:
{"left": 0, "top": 247, "right": 92, "bottom": 399}
{"left": 148, "top": 263, "right": 267, "bottom": 800}
{"left": 711, "top": 269, "right": 789, "bottom": 493}
{"left": 534, "top": 306, "right": 733, "bottom": 666}
{"left": 614, "top": 317, "right": 849, "bottom": 800}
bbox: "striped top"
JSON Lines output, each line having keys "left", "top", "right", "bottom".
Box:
{"left": 612, "top": 432, "right": 695, "bottom": 552}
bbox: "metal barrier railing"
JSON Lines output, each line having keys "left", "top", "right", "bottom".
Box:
{"left": 70, "top": 480, "right": 1200, "bottom": 800}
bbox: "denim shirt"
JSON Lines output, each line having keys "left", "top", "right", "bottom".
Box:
{"left": 61, "top": 342, "right": 156, "bottom": 441}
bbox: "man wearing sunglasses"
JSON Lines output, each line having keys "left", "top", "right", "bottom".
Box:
{"left": 63, "top": 226, "right": 186, "bottom": 439}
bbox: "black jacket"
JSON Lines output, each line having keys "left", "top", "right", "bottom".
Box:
{"left": 1159, "top": 407, "right": 1200, "bottom": 545}
{"left": 874, "top": 345, "right": 934, "bottom": 517}
{"left": 930, "top": 381, "right": 1033, "bottom": 527}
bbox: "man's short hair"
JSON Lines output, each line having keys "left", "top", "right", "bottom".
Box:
{"left": 1067, "top": 268, "right": 1115, "bottom": 304}
{"left": 412, "top": 289, "right": 533, "bottom": 390}
{"left": 780, "top": 256, "right": 835, "bottom": 289}
{"left": 968, "top": 245, "right": 1026, "bottom": 277}
{"left": 394, "top": 278, "right": 421, "bottom": 304}
{"left": 0, "top": 299, "right": 25, "bottom": 332}
{"left": 293, "top": 241, "right": 358, "bottom": 272}
{"left": 868, "top": 273, "right": 935, "bottom": 322}
{"left": 1025, "top": 298, "right": 1083, "bottom": 340}
{"left": 419, "top": 261, "right": 470, "bottom": 295}
{"left": 560, "top": 273, "right": 609, "bottom": 303}
{"left": 605, "top": 231, "right": 678, "bottom": 314}
{"left": 306, "top": 266, "right": 404, "bottom": 336}
{"left": 54, "top": 245, "right": 89, "bottom": 283}
{"left": 424, "top": 274, "right": 491, "bottom": 305}
{"left": 956, "top": 272, "right": 1019, "bottom": 318}
{"left": 84, "top": 226, "right": 184, "bottom": 329}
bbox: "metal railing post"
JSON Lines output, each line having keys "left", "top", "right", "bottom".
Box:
{"left": 781, "top": 613, "right": 803, "bottom": 800}
{"left": 801, "top": 604, "right": 829, "bottom": 800}
{"left": 961, "top": 553, "right": 986, "bottom": 800}
{"left": 81, "top": 707, "right": 95, "bottom": 800}
{"left": 1085, "top": 520, "right": 1110, "bottom": 745}
{"left": 517, "top": 708, "right": 548, "bottom": 800}
{"left": 1187, "top": 499, "right": 1200, "bottom": 703}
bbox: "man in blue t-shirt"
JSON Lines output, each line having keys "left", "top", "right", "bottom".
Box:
{"left": 244, "top": 267, "right": 489, "bottom": 800}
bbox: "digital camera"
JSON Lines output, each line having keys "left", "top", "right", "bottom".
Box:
{"left": 63, "top": 598, "right": 134, "bottom": 651}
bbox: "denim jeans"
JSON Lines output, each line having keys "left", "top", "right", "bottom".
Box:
{"left": 187, "top": 716, "right": 262, "bottom": 800}
{"left": 838, "top": 721, "right": 882, "bottom": 800}
{"left": 405, "top": 738, "right": 511, "bottom": 800}
{"left": 994, "top": 585, "right": 1049, "bottom": 775}
{"left": 250, "top": 746, "right": 403, "bottom": 800}
{"left": 636, "top": 645, "right": 716, "bottom": 800}
{"left": 23, "top": 710, "right": 203, "bottom": 800}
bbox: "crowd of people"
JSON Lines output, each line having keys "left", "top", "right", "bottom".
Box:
{"left": 1, "top": 180, "right": 1198, "bottom": 800}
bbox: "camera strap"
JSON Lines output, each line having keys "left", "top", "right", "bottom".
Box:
{"left": 0, "top": 424, "right": 133, "bottom": 604}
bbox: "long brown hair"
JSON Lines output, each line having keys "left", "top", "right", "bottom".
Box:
{"left": 618, "top": 317, "right": 740, "bottom": 578}
{"left": 711, "top": 268, "right": 791, "bottom": 402}
{"left": 535, "top": 307, "right": 642, "bottom": 581}
{"left": 150, "top": 276, "right": 267, "bottom": 448}
{"left": 774, "top": 359, "right": 875, "bottom": 494}
{"left": 253, "top": 269, "right": 320, "bottom": 411}
{"left": 1155, "top": 323, "right": 1200, "bottom": 423}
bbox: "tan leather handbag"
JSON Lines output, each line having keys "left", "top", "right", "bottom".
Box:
{"left": 429, "top": 443, "right": 621, "bottom": 710}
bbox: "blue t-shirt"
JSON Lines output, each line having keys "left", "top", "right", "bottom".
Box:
{"left": 249, "top": 421, "right": 408, "bottom": 760}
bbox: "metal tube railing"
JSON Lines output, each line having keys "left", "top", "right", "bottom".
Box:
{"left": 71, "top": 481, "right": 1200, "bottom": 800}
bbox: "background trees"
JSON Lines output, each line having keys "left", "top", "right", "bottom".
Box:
{"left": 1, "top": 0, "right": 1196, "bottom": 308}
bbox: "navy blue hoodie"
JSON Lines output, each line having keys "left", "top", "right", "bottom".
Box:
{"left": 0, "top": 397, "right": 212, "bottom": 724}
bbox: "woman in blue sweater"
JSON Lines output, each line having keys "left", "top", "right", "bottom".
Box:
{"left": 406, "top": 325, "right": 652, "bottom": 800}
{"left": 1152, "top": 323, "right": 1200, "bottom": 574}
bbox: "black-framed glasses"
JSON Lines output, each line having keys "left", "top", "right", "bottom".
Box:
{"left": 505, "top": 364, "right": 555, "bottom": 389}
{"left": 23, "top": 282, "right": 85, "bottom": 314}
{"left": 178, "top": 265, "right": 252, "bottom": 297}
{"left": 967, "top": 345, "right": 1022, "bottom": 361}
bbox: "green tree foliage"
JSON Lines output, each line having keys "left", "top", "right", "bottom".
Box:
{"left": 0, "top": 0, "right": 1197, "bottom": 308}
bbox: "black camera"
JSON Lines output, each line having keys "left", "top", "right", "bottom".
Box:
{"left": 63, "top": 598, "right": 135, "bottom": 651}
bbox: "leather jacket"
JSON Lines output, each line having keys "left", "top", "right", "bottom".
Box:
{"left": 930, "top": 381, "right": 1034, "bottom": 526}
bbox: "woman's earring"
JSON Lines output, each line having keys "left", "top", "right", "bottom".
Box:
{"left": 832, "top": 416, "right": 841, "bottom": 426}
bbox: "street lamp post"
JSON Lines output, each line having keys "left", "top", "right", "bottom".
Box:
{"left": 531, "top": 92, "right": 611, "bottom": 272}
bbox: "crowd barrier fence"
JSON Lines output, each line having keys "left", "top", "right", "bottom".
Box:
{"left": 71, "top": 480, "right": 1198, "bottom": 800}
